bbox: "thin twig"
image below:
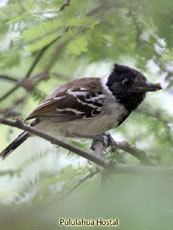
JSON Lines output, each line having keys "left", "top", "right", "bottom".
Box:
{"left": 0, "top": 94, "right": 28, "bottom": 119}
{"left": 0, "top": 1, "right": 115, "bottom": 104}
{"left": 25, "top": 0, "right": 72, "bottom": 78}
{"left": 64, "top": 170, "right": 97, "bottom": 196}
{"left": 0, "top": 72, "right": 48, "bottom": 104}
{"left": 0, "top": 109, "right": 19, "bottom": 118}
{"left": 25, "top": 38, "right": 59, "bottom": 79}
{"left": 0, "top": 82, "right": 21, "bottom": 103}
{"left": 115, "top": 140, "right": 154, "bottom": 165}
{"left": 44, "top": 0, "right": 114, "bottom": 72}
{"left": 0, "top": 39, "right": 59, "bottom": 103}
{"left": 59, "top": 0, "right": 70, "bottom": 12}
{"left": 0, "top": 75, "right": 18, "bottom": 83}
{"left": 50, "top": 72, "right": 70, "bottom": 80}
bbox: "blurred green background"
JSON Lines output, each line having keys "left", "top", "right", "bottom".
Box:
{"left": 0, "top": 0, "right": 173, "bottom": 229}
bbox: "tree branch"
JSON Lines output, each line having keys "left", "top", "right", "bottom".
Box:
{"left": 115, "top": 140, "right": 154, "bottom": 165}
{"left": 0, "top": 109, "right": 19, "bottom": 118}
{"left": 0, "top": 1, "right": 112, "bottom": 103}
{"left": 44, "top": 0, "right": 114, "bottom": 72}
{"left": 0, "top": 82, "right": 21, "bottom": 103}
{"left": 1, "top": 118, "right": 173, "bottom": 176}
{"left": 0, "top": 118, "right": 106, "bottom": 167}
{"left": 59, "top": 0, "right": 70, "bottom": 12}
{"left": 0, "top": 75, "right": 18, "bottom": 83}
{"left": 25, "top": 0, "right": 72, "bottom": 78}
{"left": 24, "top": 38, "right": 59, "bottom": 79}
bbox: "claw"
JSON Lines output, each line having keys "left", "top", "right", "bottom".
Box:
{"left": 102, "top": 133, "right": 118, "bottom": 153}
{"left": 90, "top": 133, "right": 116, "bottom": 152}
{"left": 90, "top": 136, "right": 106, "bottom": 151}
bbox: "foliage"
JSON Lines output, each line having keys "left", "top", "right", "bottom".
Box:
{"left": 0, "top": 0, "right": 173, "bottom": 229}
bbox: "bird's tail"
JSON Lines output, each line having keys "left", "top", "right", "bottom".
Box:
{"left": 0, "top": 131, "right": 29, "bottom": 161}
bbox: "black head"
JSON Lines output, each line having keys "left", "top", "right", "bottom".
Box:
{"left": 107, "top": 64, "right": 162, "bottom": 112}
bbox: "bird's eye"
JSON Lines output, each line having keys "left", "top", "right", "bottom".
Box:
{"left": 122, "top": 78, "right": 132, "bottom": 86}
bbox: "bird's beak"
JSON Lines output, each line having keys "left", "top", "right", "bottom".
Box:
{"left": 136, "top": 81, "right": 162, "bottom": 92}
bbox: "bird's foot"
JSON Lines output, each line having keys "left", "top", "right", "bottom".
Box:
{"left": 71, "top": 133, "right": 117, "bottom": 153}
{"left": 90, "top": 133, "right": 117, "bottom": 152}
{"left": 90, "top": 134, "right": 108, "bottom": 151}
{"left": 102, "top": 133, "right": 118, "bottom": 153}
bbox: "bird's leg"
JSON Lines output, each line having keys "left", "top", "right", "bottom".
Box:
{"left": 89, "top": 132, "right": 118, "bottom": 154}
{"left": 72, "top": 133, "right": 116, "bottom": 151}
{"left": 102, "top": 132, "right": 118, "bottom": 153}
{"left": 102, "top": 132, "right": 114, "bottom": 147}
{"left": 90, "top": 134, "right": 108, "bottom": 151}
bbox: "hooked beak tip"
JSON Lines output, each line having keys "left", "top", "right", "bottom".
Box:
{"left": 144, "top": 81, "right": 162, "bottom": 92}
{"left": 155, "top": 82, "right": 162, "bottom": 89}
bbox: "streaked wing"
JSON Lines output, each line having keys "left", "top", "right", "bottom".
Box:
{"left": 26, "top": 78, "right": 105, "bottom": 122}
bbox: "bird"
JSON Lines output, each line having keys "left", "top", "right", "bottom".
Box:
{"left": 0, "top": 64, "right": 162, "bottom": 161}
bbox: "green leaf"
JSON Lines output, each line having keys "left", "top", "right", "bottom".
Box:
{"left": 26, "top": 33, "right": 60, "bottom": 52}
{"left": 22, "top": 20, "right": 62, "bottom": 41}
{"left": 67, "top": 35, "right": 88, "bottom": 55}
{"left": 160, "top": 49, "right": 173, "bottom": 61}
